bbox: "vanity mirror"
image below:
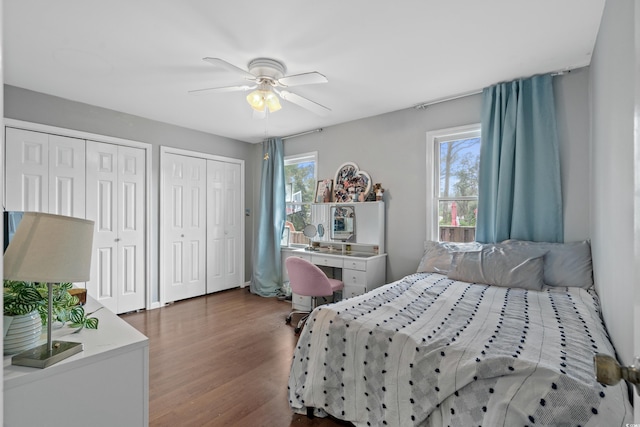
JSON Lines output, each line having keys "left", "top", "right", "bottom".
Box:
{"left": 330, "top": 205, "right": 356, "bottom": 241}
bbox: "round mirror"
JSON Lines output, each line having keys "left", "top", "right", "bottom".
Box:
{"left": 303, "top": 224, "right": 317, "bottom": 239}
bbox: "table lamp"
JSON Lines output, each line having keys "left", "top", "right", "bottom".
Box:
{"left": 4, "top": 212, "right": 95, "bottom": 368}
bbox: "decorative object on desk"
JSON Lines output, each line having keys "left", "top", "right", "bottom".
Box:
{"left": 373, "top": 183, "right": 385, "bottom": 201}
{"left": 281, "top": 226, "right": 290, "bottom": 247}
{"left": 4, "top": 212, "right": 95, "bottom": 368}
{"left": 317, "top": 223, "right": 325, "bottom": 238}
{"left": 3, "top": 310, "right": 41, "bottom": 355}
{"left": 3, "top": 281, "right": 99, "bottom": 355}
{"left": 315, "top": 179, "right": 333, "bottom": 203}
{"left": 333, "top": 162, "right": 372, "bottom": 203}
{"left": 302, "top": 224, "right": 317, "bottom": 251}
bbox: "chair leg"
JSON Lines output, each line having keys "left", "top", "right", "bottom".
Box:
{"left": 286, "top": 310, "right": 310, "bottom": 327}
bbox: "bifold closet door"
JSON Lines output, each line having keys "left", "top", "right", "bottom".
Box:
{"left": 163, "top": 153, "right": 207, "bottom": 302}
{"left": 206, "top": 160, "right": 242, "bottom": 293}
{"left": 5, "top": 127, "right": 85, "bottom": 217}
{"left": 86, "top": 141, "right": 146, "bottom": 314}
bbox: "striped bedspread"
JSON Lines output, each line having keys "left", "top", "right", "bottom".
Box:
{"left": 288, "top": 272, "right": 632, "bottom": 426}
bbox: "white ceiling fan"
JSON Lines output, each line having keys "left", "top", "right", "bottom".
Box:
{"left": 189, "top": 57, "right": 331, "bottom": 117}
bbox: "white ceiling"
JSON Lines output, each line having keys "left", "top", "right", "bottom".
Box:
{"left": 4, "top": 1, "right": 605, "bottom": 144}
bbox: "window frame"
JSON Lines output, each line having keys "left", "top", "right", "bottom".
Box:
{"left": 425, "top": 124, "right": 481, "bottom": 242}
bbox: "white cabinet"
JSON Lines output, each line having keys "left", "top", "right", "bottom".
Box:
{"left": 341, "top": 254, "right": 387, "bottom": 298}
{"left": 4, "top": 297, "right": 149, "bottom": 427}
{"left": 282, "top": 250, "right": 311, "bottom": 311}
{"left": 86, "top": 141, "right": 146, "bottom": 314}
{"left": 5, "top": 127, "right": 85, "bottom": 217}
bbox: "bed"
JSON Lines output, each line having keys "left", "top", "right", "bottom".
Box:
{"left": 288, "top": 240, "right": 633, "bottom": 426}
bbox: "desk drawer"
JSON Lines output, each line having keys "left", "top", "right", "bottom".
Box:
{"left": 311, "top": 254, "right": 343, "bottom": 268}
{"left": 342, "top": 269, "right": 366, "bottom": 286}
{"left": 343, "top": 258, "right": 367, "bottom": 271}
{"left": 344, "top": 284, "right": 366, "bottom": 299}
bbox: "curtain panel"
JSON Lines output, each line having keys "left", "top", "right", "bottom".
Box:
{"left": 476, "top": 74, "right": 563, "bottom": 243}
{"left": 250, "top": 137, "right": 286, "bottom": 297}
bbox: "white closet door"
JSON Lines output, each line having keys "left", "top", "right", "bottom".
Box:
{"left": 86, "top": 141, "right": 146, "bottom": 314}
{"left": 86, "top": 142, "right": 119, "bottom": 313}
{"left": 206, "top": 160, "right": 242, "bottom": 293}
{"left": 117, "top": 146, "right": 146, "bottom": 312}
{"left": 163, "top": 153, "right": 207, "bottom": 302}
{"left": 206, "top": 160, "right": 225, "bottom": 293}
{"left": 6, "top": 128, "right": 49, "bottom": 212}
{"left": 223, "top": 161, "right": 242, "bottom": 289}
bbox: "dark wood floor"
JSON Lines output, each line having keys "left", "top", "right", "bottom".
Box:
{"left": 121, "top": 288, "right": 352, "bottom": 427}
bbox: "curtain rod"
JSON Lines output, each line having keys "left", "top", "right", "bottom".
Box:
{"left": 282, "top": 128, "right": 323, "bottom": 140}
{"left": 413, "top": 66, "right": 581, "bottom": 110}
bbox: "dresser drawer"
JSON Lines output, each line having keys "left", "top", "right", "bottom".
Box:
{"left": 342, "top": 268, "right": 366, "bottom": 286}
{"left": 343, "top": 258, "right": 367, "bottom": 271}
{"left": 311, "top": 254, "right": 343, "bottom": 268}
{"left": 343, "top": 284, "right": 366, "bottom": 299}
{"left": 292, "top": 293, "right": 311, "bottom": 311}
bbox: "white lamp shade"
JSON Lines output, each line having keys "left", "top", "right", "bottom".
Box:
{"left": 4, "top": 212, "right": 95, "bottom": 283}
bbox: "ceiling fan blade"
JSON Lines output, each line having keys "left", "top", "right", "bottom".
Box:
{"left": 188, "top": 84, "right": 256, "bottom": 95}
{"left": 278, "top": 72, "right": 328, "bottom": 87}
{"left": 277, "top": 90, "right": 331, "bottom": 116}
{"left": 202, "top": 57, "right": 256, "bottom": 80}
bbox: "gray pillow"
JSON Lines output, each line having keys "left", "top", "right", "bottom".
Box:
{"left": 501, "top": 240, "right": 593, "bottom": 288}
{"left": 417, "top": 240, "right": 482, "bottom": 274}
{"left": 447, "top": 244, "right": 547, "bottom": 291}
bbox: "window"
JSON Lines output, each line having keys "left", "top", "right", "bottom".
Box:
{"left": 426, "top": 124, "right": 481, "bottom": 243}
{"left": 284, "top": 152, "right": 317, "bottom": 245}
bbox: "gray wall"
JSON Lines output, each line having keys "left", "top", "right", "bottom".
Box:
{"left": 589, "top": 0, "right": 637, "bottom": 366}
{"left": 4, "top": 85, "right": 259, "bottom": 304}
{"left": 284, "top": 69, "right": 591, "bottom": 283}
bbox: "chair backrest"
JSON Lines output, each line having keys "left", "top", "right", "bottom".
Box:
{"left": 285, "top": 257, "right": 334, "bottom": 297}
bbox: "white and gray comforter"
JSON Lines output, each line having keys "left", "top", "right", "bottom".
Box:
{"left": 289, "top": 272, "right": 632, "bottom": 426}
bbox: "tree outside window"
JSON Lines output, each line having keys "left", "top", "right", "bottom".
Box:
{"left": 427, "top": 125, "right": 481, "bottom": 243}
{"left": 284, "top": 152, "right": 316, "bottom": 244}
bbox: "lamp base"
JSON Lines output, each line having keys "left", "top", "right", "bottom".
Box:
{"left": 11, "top": 341, "right": 83, "bottom": 369}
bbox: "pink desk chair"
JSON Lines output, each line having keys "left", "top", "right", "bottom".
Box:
{"left": 285, "top": 257, "right": 344, "bottom": 333}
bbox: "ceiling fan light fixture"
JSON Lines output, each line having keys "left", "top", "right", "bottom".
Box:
{"left": 246, "top": 88, "right": 281, "bottom": 113}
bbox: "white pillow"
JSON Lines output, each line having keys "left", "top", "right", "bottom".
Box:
{"left": 417, "top": 240, "right": 482, "bottom": 274}
{"left": 447, "top": 244, "right": 547, "bottom": 291}
{"left": 501, "top": 240, "right": 593, "bottom": 289}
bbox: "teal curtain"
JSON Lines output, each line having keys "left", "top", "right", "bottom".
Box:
{"left": 250, "top": 137, "right": 286, "bottom": 297}
{"left": 476, "top": 74, "right": 563, "bottom": 243}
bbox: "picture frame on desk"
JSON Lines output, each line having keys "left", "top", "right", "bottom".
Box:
{"left": 315, "top": 179, "right": 333, "bottom": 203}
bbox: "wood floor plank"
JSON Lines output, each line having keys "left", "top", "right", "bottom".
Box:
{"left": 121, "top": 288, "right": 352, "bottom": 427}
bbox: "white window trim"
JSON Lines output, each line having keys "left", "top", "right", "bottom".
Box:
{"left": 425, "top": 124, "right": 480, "bottom": 242}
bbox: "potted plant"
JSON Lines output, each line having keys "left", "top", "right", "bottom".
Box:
{"left": 4, "top": 281, "right": 100, "bottom": 354}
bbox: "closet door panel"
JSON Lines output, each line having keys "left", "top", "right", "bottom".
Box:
{"left": 86, "top": 141, "right": 119, "bottom": 313}
{"left": 117, "top": 146, "right": 146, "bottom": 313}
{"left": 163, "top": 153, "right": 206, "bottom": 303}
{"left": 5, "top": 128, "right": 49, "bottom": 212}
{"left": 223, "top": 162, "right": 242, "bottom": 288}
{"left": 206, "top": 160, "right": 225, "bottom": 293}
{"left": 49, "top": 135, "right": 85, "bottom": 218}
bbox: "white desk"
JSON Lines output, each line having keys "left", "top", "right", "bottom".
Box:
{"left": 4, "top": 297, "right": 149, "bottom": 427}
{"left": 282, "top": 247, "right": 387, "bottom": 310}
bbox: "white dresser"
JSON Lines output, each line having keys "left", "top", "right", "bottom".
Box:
{"left": 4, "top": 297, "right": 149, "bottom": 427}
